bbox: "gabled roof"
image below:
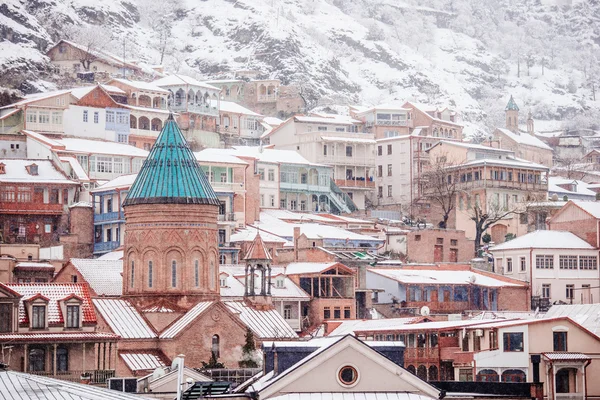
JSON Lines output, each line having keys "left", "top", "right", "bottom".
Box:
{"left": 505, "top": 95, "right": 519, "bottom": 111}
{"left": 124, "top": 115, "right": 220, "bottom": 206}
{"left": 550, "top": 200, "right": 600, "bottom": 221}
{"left": 285, "top": 262, "right": 354, "bottom": 275}
{"left": 244, "top": 233, "right": 272, "bottom": 261}
{"left": 5, "top": 283, "right": 96, "bottom": 325}
{"left": 93, "top": 298, "right": 157, "bottom": 339}
{"left": 490, "top": 230, "right": 596, "bottom": 251}
{"left": 108, "top": 78, "right": 170, "bottom": 94}
{"left": 545, "top": 304, "right": 600, "bottom": 337}
{"left": 0, "top": 159, "right": 78, "bottom": 185}
{"left": 495, "top": 128, "right": 552, "bottom": 150}
{"left": 0, "top": 370, "right": 151, "bottom": 399}
{"left": 159, "top": 302, "right": 214, "bottom": 339}
{"left": 69, "top": 258, "right": 123, "bottom": 296}
{"left": 152, "top": 74, "right": 220, "bottom": 91}
{"left": 225, "top": 301, "right": 298, "bottom": 339}
{"left": 120, "top": 350, "right": 168, "bottom": 371}
{"left": 48, "top": 40, "right": 142, "bottom": 72}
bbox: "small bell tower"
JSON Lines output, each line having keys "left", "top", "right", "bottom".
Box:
{"left": 243, "top": 233, "right": 273, "bottom": 309}
{"left": 505, "top": 95, "right": 519, "bottom": 133}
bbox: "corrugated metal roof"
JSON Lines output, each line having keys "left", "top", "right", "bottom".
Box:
{"left": 0, "top": 332, "right": 119, "bottom": 342}
{"left": 269, "top": 394, "right": 435, "bottom": 400}
{"left": 120, "top": 351, "right": 166, "bottom": 371}
{"left": 70, "top": 259, "right": 123, "bottom": 296}
{"left": 543, "top": 352, "right": 591, "bottom": 361}
{"left": 160, "top": 302, "right": 214, "bottom": 339}
{"left": 124, "top": 116, "right": 220, "bottom": 206}
{"left": 93, "top": 299, "right": 156, "bottom": 339}
{"left": 6, "top": 283, "right": 96, "bottom": 325}
{"left": 225, "top": 301, "right": 298, "bottom": 339}
{"left": 0, "top": 370, "right": 153, "bottom": 399}
{"left": 545, "top": 304, "right": 600, "bottom": 337}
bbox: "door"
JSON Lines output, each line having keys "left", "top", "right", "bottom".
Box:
{"left": 449, "top": 248, "right": 458, "bottom": 262}
{"left": 582, "top": 285, "right": 591, "bottom": 304}
{"left": 434, "top": 245, "right": 443, "bottom": 262}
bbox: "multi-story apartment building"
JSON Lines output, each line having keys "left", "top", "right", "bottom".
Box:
{"left": 216, "top": 100, "right": 264, "bottom": 146}
{"left": 490, "top": 230, "right": 599, "bottom": 306}
{"left": 265, "top": 115, "right": 373, "bottom": 210}
{"left": 427, "top": 141, "right": 549, "bottom": 243}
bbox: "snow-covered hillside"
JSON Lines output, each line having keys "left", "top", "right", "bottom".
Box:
{"left": 2, "top": 0, "right": 600, "bottom": 134}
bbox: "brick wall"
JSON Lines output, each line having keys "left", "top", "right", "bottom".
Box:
{"left": 549, "top": 218, "right": 598, "bottom": 247}
{"left": 498, "top": 286, "right": 530, "bottom": 311}
{"left": 406, "top": 229, "right": 473, "bottom": 263}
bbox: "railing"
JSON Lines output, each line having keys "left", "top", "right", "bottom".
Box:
{"left": 210, "top": 181, "right": 242, "bottom": 192}
{"left": 170, "top": 102, "right": 219, "bottom": 116}
{"left": 0, "top": 202, "right": 64, "bottom": 214}
{"left": 217, "top": 213, "right": 236, "bottom": 222}
{"left": 279, "top": 181, "right": 330, "bottom": 193}
{"left": 197, "top": 368, "right": 262, "bottom": 387}
{"left": 257, "top": 94, "right": 277, "bottom": 102}
{"left": 94, "top": 211, "right": 123, "bottom": 223}
{"left": 94, "top": 241, "right": 120, "bottom": 253}
{"left": 556, "top": 394, "right": 584, "bottom": 400}
{"left": 454, "top": 179, "right": 548, "bottom": 192}
{"left": 335, "top": 178, "right": 375, "bottom": 189}
{"left": 30, "top": 369, "right": 115, "bottom": 384}
{"left": 329, "top": 178, "right": 358, "bottom": 213}
{"left": 376, "top": 120, "right": 410, "bottom": 126}
{"left": 404, "top": 347, "right": 438, "bottom": 361}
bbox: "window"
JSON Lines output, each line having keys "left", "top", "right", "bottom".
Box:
{"left": 378, "top": 165, "right": 382, "bottom": 177}
{"left": 387, "top": 164, "right": 392, "bottom": 176}
{"left": 268, "top": 169, "right": 275, "bottom": 181}
{"left": 38, "top": 112, "right": 49, "bottom": 124}
{"left": 0, "top": 303, "right": 11, "bottom": 332}
{"left": 378, "top": 186, "right": 383, "bottom": 197}
{"left": 520, "top": 257, "right": 526, "bottom": 272}
{"left": 270, "top": 195, "right": 275, "bottom": 207}
{"left": 83, "top": 110, "right": 88, "bottom": 122}
{"left": 462, "top": 332, "right": 469, "bottom": 351}
{"left": 106, "top": 112, "right": 115, "bottom": 124}
{"left": 94, "top": 111, "right": 99, "bottom": 123}
{"left": 219, "top": 254, "right": 226, "bottom": 264}
{"left": 66, "top": 305, "right": 79, "bottom": 328}
{"left": 194, "top": 260, "right": 199, "bottom": 287}
{"left": 559, "top": 255, "right": 578, "bottom": 270}
{"left": 276, "top": 278, "right": 285, "bottom": 288}
{"left": 536, "top": 255, "right": 554, "bottom": 269}
{"left": 57, "top": 347, "right": 68, "bottom": 372}
{"left": 29, "top": 348, "right": 46, "bottom": 372}
{"left": 323, "top": 145, "right": 328, "bottom": 156}
{"left": 284, "top": 305, "right": 292, "bottom": 319}
{"left": 580, "top": 256, "right": 598, "bottom": 270}
{"left": 334, "top": 307, "right": 341, "bottom": 319}
{"left": 171, "top": 260, "right": 177, "bottom": 287}
{"left": 377, "top": 145, "right": 382, "bottom": 156}
{"left": 290, "top": 200, "right": 297, "bottom": 210}
{"left": 387, "top": 185, "right": 392, "bottom": 197}
{"left": 346, "top": 146, "right": 353, "bottom": 157}
{"left": 566, "top": 284, "right": 574, "bottom": 300}
{"left": 344, "top": 307, "right": 351, "bottom": 319}
{"left": 542, "top": 284, "right": 551, "bottom": 299}
{"left": 415, "top": 235, "right": 421, "bottom": 241}
{"left": 506, "top": 258, "right": 513, "bottom": 273}
{"left": 148, "top": 261, "right": 153, "bottom": 288}
{"left": 32, "top": 305, "right": 46, "bottom": 329}
{"left": 258, "top": 168, "right": 265, "bottom": 180}
{"left": 212, "top": 335, "right": 220, "bottom": 358}
{"left": 318, "top": 126, "right": 327, "bottom": 131}
{"left": 338, "top": 366, "right": 358, "bottom": 386}
{"left": 220, "top": 275, "right": 227, "bottom": 287}
{"left": 503, "top": 332, "right": 524, "bottom": 352}
{"left": 130, "top": 261, "right": 135, "bottom": 288}
{"left": 450, "top": 239, "right": 458, "bottom": 246}
{"left": 553, "top": 331, "right": 567, "bottom": 351}
{"left": 490, "top": 330, "right": 498, "bottom": 349}
{"left": 324, "top": 307, "right": 331, "bottom": 319}
{"left": 387, "top": 144, "right": 392, "bottom": 155}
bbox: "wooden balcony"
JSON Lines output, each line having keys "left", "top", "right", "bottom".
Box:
{"left": 454, "top": 179, "right": 548, "bottom": 192}
{"left": 404, "top": 347, "right": 439, "bottom": 362}
{"left": 335, "top": 178, "right": 375, "bottom": 189}
{"left": 0, "top": 201, "right": 64, "bottom": 215}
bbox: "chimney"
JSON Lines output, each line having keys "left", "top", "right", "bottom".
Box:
{"left": 272, "top": 342, "right": 279, "bottom": 376}
{"left": 530, "top": 354, "right": 541, "bottom": 383}
{"left": 293, "top": 227, "right": 301, "bottom": 261}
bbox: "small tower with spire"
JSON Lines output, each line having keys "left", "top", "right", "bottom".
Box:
{"left": 505, "top": 95, "right": 519, "bottom": 133}
{"left": 243, "top": 232, "right": 273, "bottom": 309}
{"left": 526, "top": 110, "right": 534, "bottom": 135}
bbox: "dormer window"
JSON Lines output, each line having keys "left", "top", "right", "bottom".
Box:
{"left": 275, "top": 277, "right": 285, "bottom": 288}
{"left": 31, "top": 305, "right": 46, "bottom": 329}
{"left": 26, "top": 163, "right": 38, "bottom": 176}
{"left": 66, "top": 305, "right": 80, "bottom": 328}
{"left": 219, "top": 273, "right": 228, "bottom": 288}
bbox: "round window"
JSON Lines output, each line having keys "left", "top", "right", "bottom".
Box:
{"left": 338, "top": 365, "right": 358, "bottom": 386}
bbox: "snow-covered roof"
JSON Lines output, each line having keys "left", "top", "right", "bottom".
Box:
{"left": 195, "top": 149, "right": 248, "bottom": 165}
{"left": 0, "top": 159, "right": 78, "bottom": 185}
{"left": 328, "top": 317, "right": 423, "bottom": 336}
{"left": 263, "top": 117, "right": 284, "bottom": 126}
{"left": 120, "top": 352, "right": 166, "bottom": 372}
{"left": 293, "top": 116, "right": 357, "bottom": 125}
{"left": 431, "top": 140, "right": 513, "bottom": 153}
{"left": 91, "top": 174, "right": 137, "bottom": 193}
{"left": 496, "top": 128, "right": 552, "bottom": 151}
{"left": 230, "top": 227, "right": 290, "bottom": 244}
{"left": 368, "top": 267, "right": 525, "bottom": 288}
{"left": 220, "top": 265, "right": 310, "bottom": 300}
{"left": 285, "top": 262, "right": 343, "bottom": 275}
{"left": 211, "top": 100, "right": 262, "bottom": 117}
{"left": 69, "top": 259, "right": 123, "bottom": 296}
{"left": 261, "top": 209, "right": 340, "bottom": 224}
{"left": 548, "top": 177, "right": 596, "bottom": 198}
{"left": 267, "top": 393, "right": 434, "bottom": 400}
{"left": 54, "top": 137, "right": 149, "bottom": 157}
{"left": 59, "top": 156, "right": 90, "bottom": 182}
{"left": 490, "top": 230, "right": 595, "bottom": 251}
{"left": 97, "top": 250, "right": 124, "bottom": 260}
{"left": 320, "top": 136, "right": 376, "bottom": 144}
{"left": 460, "top": 157, "right": 548, "bottom": 171}
{"left": 0, "top": 89, "right": 72, "bottom": 109}
{"left": 568, "top": 200, "right": 600, "bottom": 218}
{"left": 225, "top": 301, "right": 298, "bottom": 339}
{"left": 224, "top": 146, "right": 326, "bottom": 167}
{"left": 545, "top": 304, "right": 600, "bottom": 337}
{"left": 152, "top": 74, "right": 220, "bottom": 91}
{"left": 310, "top": 112, "right": 362, "bottom": 124}
{"left": 93, "top": 298, "right": 156, "bottom": 339}
{"left": 109, "top": 78, "right": 170, "bottom": 94}
{"left": 354, "top": 103, "right": 411, "bottom": 115}
{"left": 159, "top": 302, "right": 214, "bottom": 339}
{"left": 53, "top": 40, "right": 142, "bottom": 71}
{"left": 14, "top": 262, "right": 54, "bottom": 269}
{"left": 70, "top": 84, "right": 125, "bottom": 100}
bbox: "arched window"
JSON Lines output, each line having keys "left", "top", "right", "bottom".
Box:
{"left": 29, "top": 348, "right": 45, "bottom": 372}
{"left": 477, "top": 369, "right": 499, "bottom": 382}
{"left": 406, "top": 365, "right": 416, "bottom": 375}
{"left": 501, "top": 369, "right": 526, "bottom": 383}
{"left": 57, "top": 347, "right": 68, "bottom": 372}
{"left": 428, "top": 365, "right": 439, "bottom": 381}
{"left": 194, "top": 260, "right": 199, "bottom": 287}
{"left": 171, "top": 260, "right": 177, "bottom": 288}
{"left": 212, "top": 334, "right": 220, "bottom": 358}
{"left": 417, "top": 365, "right": 427, "bottom": 381}
{"left": 219, "top": 254, "right": 226, "bottom": 264}
{"left": 130, "top": 115, "right": 137, "bottom": 129}
{"left": 209, "top": 260, "right": 215, "bottom": 290}
{"left": 148, "top": 261, "right": 153, "bottom": 288}
{"left": 130, "top": 261, "right": 135, "bottom": 288}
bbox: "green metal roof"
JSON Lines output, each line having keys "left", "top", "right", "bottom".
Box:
{"left": 505, "top": 95, "right": 519, "bottom": 111}
{"left": 123, "top": 115, "right": 220, "bottom": 206}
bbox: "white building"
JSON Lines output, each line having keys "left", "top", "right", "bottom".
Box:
{"left": 490, "top": 230, "right": 600, "bottom": 304}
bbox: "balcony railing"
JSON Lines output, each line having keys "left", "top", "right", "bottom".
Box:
{"left": 404, "top": 347, "right": 438, "bottom": 361}
{"left": 171, "top": 102, "right": 219, "bottom": 116}
{"left": 335, "top": 178, "right": 375, "bottom": 189}
{"left": 94, "top": 211, "right": 123, "bottom": 223}
{"left": 318, "top": 155, "right": 375, "bottom": 166}
{"left": 0, "top": 202, "right": 64, "bottom": 214}
{"left": 94, "top": 241, "right": 120, "bottom": 253}
{"left": 30, "top": 369, "right": 115, "bottom": 384}
{"left": 257, "top": 94, "right": 277, "bottom": 103}
{"left": 454, "top": 179, "right": 548, "bottom": 192}
{"left": 217, "top": 213, "right": 236, "bottom": 222}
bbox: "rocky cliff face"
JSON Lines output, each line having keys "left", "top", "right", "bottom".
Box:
{"left": 2, "top": 0, "right": 600, "bottom": 134}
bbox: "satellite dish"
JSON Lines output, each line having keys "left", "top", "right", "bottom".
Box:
{"left": 420, "top": 306, "right": 430, "bottom": 316}
{"left": 469, "top": 275, "right": 477, "bottom": 283}
{"left": 151, "top": 367, "right": 166, "bottom": 380}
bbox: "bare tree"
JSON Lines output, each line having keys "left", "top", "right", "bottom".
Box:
{"left": 555, "top": 156, "right": 588, "bottom": 181}
{"left": 137, "top": 0, "right": 178, "bottom": 65}
{"left": 66, "top": 25, "right": 113, "bottom": 71}
{"left": 417, "top": 154, "right": 461, "bottom": 229}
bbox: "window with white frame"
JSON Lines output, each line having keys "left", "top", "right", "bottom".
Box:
{"left": 106, "top": 112, "right": 115, "bottom": 124}
{"left": 96, "top": 157, "right": 113, "bottom": 173}
{"left": 66, "top": 305, "right": 80, "bottom": 328}
{"left": 113, "top": 158, "right": 124, "bottom": 174}
{"left": 31, "top": 305, "right": 46, "bottom": 329}
{"left": 535, "top": 255, "right": 554, "bottom": 269}
{"left": 506, "top": 258, "right": 513, "bottom": 273}
{"left": 566, "top": 284, "right": 574, "bottom": 299}
{"left": 559, "top": 255, "right": 578, "bottom": 269}
{"left": 542, "top": 284, "right": 551, "bottom": 298}
{"left": 258, "top": 168, "right": 265, "bottom": 180}
{"left": 520, "top": 257, "right": 526, "bottom": 272}
{"left": 284, "top": 305, "right": 292, "bottom": 319}
{"left": 290, "top": 200, "right": 297, "bottom": 210}
{"left": 580, "top": 256, "right": 598, "bottom": 270}
{"left": 38, "top": 112, "right": 50, "bottom": 124}
{"left": 220, "top": 172, "right": 227, "bottom": 183}
{"left": 268, "top": 169, "right": 275, "bottom": 181}
{"left": 94, "top": 111, "right": 99, "bottom": 124}
{"left": 83, "top": 110, "right": 88, "bottom": 123}
{"left": 270, "top": 195, "right": 275, "bottom": 207}
{"left": 220, "top": 275, "right": 227, "bottom": 287}
{"left": 52, "top": 112, "right": 62, "bottom": 125}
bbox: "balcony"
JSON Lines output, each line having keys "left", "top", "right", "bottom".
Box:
{"left": 30, "top": 369, "right": 115, "bottom": 385}
{"left": 211, "top": 181, "right": 242, "bottom": 192}
{"left": 0, "top": 202, "right": 64, "bottom": 215}
{"left": 94, "top": 211, "right": 123, "bottom": 223}
{"left": 335, "top": 178, "right": 375, "bottom": 189}
{"left": 280, "top": 181, "right": 330, "bottom": 193}
{"left": 94, "top": 241, "right": 120, "bottom": 254}
{"left": 171, "top": 102, "right": 219, "bottom": 116}
{"left": 318, "top": 154, "right": 375, "bottom": 166}
{"left": 454, "top": 179, "right": 548, "bottom": 192}
{"left": 404, "top": 347, "right": 438, "bottom": 362}
{"left": 257, "top": 94, "right": 277, "bottom": 103}
{"left": 217, "top": 213, "right": 236, "bottom": 222}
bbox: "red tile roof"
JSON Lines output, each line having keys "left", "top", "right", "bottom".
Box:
{"left": 243, "top": 232, "right": 272, "bottom": 261}
{"left": 5, "top": 283, "right": 97, "bottom": 326}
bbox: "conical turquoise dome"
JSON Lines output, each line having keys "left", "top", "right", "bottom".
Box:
{"left": 123, "top": 115, "right": 220, "bottom": 206}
